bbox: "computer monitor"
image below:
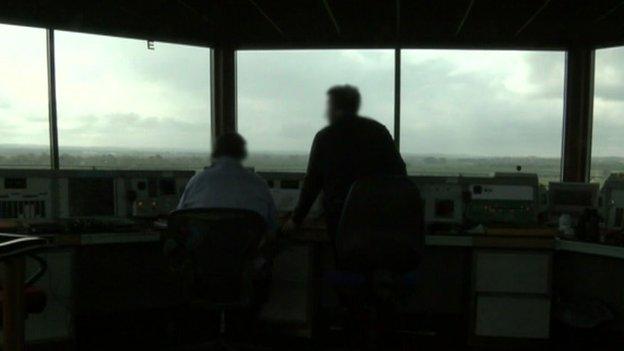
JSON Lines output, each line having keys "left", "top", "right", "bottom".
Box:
{"left": 68, "top": 177, "right": 116, "bottom": 217}
{"left": 548, "top": 182, "right": 599, "bottom": 214}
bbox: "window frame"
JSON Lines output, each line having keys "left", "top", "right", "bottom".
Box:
{"left": 234, "top": 47, "right": 569, "bottom": 180}
{"left": 0, "top": 22, "right": 602, "bottom": 181}
{"left": 46, "top": 29, "right": 214, "bottom": 171}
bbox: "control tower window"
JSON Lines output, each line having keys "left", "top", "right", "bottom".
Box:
{"left": 55, "top": 31, "right": 212, "bottom": 171}
{"left": 0, "top": 24, "right": 50, "bottom": 169}
{"left": 592, "top": 46, "right": 624, "bottom": 185}
{"left": 400, "top": 50, "right": 565, "bottom": 183}
{"left": 237, "top": 50, "right": 395, "bottom": 172}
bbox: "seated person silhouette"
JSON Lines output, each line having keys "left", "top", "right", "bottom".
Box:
{"left": 177, "top": 132, "right": 277, "bottom": 232}
{"left": 175, "top": 132, "right": 278, "bottom": 309}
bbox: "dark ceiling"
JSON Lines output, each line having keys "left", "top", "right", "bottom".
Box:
{"left": 1, "top": 0, "right": 623, "bottom": 49}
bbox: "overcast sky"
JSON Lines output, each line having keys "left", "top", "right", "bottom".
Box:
{"left": 1, "top": 23, "right": 623, "bottom": 158}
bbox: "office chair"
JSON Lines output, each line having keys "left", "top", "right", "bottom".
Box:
{"left": 0, "top": 234, "right": 49, "bottom": 351}
{"left": 167, "top": 208, "right": 268, "bottom": 350}
{"left": 326, "top": 176, "right": 424, "bottom": 346}
{"left": 335, "top": 176, "right": 424, "bottom": 271}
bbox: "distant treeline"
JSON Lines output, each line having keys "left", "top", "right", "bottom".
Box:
{"left": 1, "top": 150, "right": 623, "bottom": 184}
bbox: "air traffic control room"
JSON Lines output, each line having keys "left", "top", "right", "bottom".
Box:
{"left": 1, "top": 1, "right": 624, "bottom": 350}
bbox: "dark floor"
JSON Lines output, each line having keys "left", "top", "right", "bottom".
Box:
{"left": 36, "top": 309, "right": 623, "bottom": 351}
{"left": 30, "top": 331, "right": 624, "bottom": 351}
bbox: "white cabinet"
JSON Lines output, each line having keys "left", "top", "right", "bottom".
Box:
{"left": 472, "top": 249, "right": 552, "bottom": 340}
{"left": 475, "top": 295, "right": 551, "bottom": 338}
{"left": 474, "top": 251, "right": 551, "bottom": 294}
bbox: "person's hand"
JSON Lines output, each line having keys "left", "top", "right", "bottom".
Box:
{"left": 281, "top": 218, "right": 299, "bottom": 237}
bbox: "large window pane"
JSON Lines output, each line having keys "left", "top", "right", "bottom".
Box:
{"left": 56, "top": 31, "right": 211, "bottom": 170}
{"left": 401, "top": 50, "right": 565, "bottom": 183}
{"left": 0, "top": 23, "right": 50, "bottom": 168}
{"left": 592, "top": 46, "right": 624, "bottom": 184}
{"left": 237, "top": 50, "right": 395, "bottom": 172}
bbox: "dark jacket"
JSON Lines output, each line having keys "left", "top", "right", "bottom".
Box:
{"left": 292, "top": 115, "right": 407, "bottom": 225}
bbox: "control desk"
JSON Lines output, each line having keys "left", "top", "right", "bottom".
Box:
{"left": 259, "top": 171, "right": 543, "bottom": 233}
{"left": 601, "top": 173, "right": 624, "bottom": 230}
{"left": 6, "top": 169, "right": 624, "bottom": 346}
{"left": 0, "top": 169, "right": 193, "bottom": 234}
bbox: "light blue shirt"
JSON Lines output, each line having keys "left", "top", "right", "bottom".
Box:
{"left": 177, "top": 157, "right": 278, "bottom": 232}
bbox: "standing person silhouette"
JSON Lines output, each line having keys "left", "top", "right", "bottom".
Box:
{"left": 282, "top": 85, "right": 406, "bottom": 246}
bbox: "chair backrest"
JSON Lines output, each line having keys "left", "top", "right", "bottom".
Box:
{"left": 335, "top": 176, "right": 424, "bottom": 272}
{"left": 168, "top": 208, "right": 266, "bottom": 303}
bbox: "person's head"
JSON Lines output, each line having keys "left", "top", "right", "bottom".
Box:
{"left": 212, "top": 132, "right": 248, "bottom": 161}
{"left": 326, "top": 85, "right": 361, "bottom": 124}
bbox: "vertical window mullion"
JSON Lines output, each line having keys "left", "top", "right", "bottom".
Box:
{"left": 46, "top": 29, "right": 60, "bottom": 170}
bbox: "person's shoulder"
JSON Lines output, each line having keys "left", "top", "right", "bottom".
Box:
{"left": 357, "top": 116, "right": 387, "bottom": 130}
{"left": 241, "top": 168, "right": 270, "bottom": 187}
{"left": 316, "top": 124, "right": 333, "bottom": 137}
{"left": 188, "top": 165, "right": 218, "bottom": 182}
{"left": 193, "top": 165, "right": 216, "bottom": 177}
{"left": 248, "top": 172, "right": 274, "bottom": 197}
{"left": 311, "top": 125, "right": 335, "bottom": 144}
{"left": 182, "top": 169, "right": 202, "bottom": 190}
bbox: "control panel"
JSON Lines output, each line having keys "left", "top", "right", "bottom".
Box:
{"left": 126, "top": 174, "right": 191, "bottom": 218}
{"left": 411, "top": 176, "right": 464, "bottom": 231}
{"left": 0, "top": 169, "right": 194, "bottom": 221}
{"left": 601, "top": 173, "right": 624, "bottom": 229}
{"left": 258, "top": 172, "right": 540, "bottom": 229}
{"left": 463, "top": 173, "right": 539, "bottom": 226}
{"left": 0, "top": 173, "right": 51, "bottom": 220}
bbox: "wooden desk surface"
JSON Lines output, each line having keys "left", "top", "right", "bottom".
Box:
{"left": 51, "top": 230, "right": 160, "bottom": 246}
{"left": 44, "top": 226, "right": 624, "bottom": 260}
{"left": 291, "top": 223, "right": 557, "bottom": 248}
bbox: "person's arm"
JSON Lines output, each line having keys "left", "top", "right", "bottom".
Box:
{"left": 291, "top": 133, "right": 324, "bottom": 225}
{"left": 257, "top": 186, "right": 281, "bottom": 267}
{"left": 264, "top": 186, "right": 279, "bottom": 237}
{"left": 383, "top": 127, "right": 407, "bottom": 176}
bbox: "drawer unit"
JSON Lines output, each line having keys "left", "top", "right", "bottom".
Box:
{"left": 474, "top": 250, "right": 551, "bottom": 294}
{"left": 475, "top": 295, "right": 551, "bottom": 339}
{"left": 471, "top": 248, "right": 553, "bottom": 341}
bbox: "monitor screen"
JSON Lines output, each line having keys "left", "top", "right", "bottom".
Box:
{"left": 4, "top": 178, "right": 27, "bottom": 189}
{"left": 435, "top": 199, "right": 455, "bottom": 219}
{"left": 552, "top": 189, "right": 594, "bottom": 207}
{"left": 549, "top": 182, "right": 599, "bottom": 212}
{"left": 159, "top": 178, "right": 176, "bottom": 195}
{"left": 68, "top": 177, "right": 115, "bottom": 217}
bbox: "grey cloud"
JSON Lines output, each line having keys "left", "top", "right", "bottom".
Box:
{"left": 237, "top": 50, "right": 567, "bottom": 156}
{"left": 595, "top": 87, "right": 624, "bottom": 101}
{"left": 400, "top": 55, "right": 564, "bottom": 157}
{"left": 595, "top": 47, "right": 624, "bottom": 102}
{"left": 131, "top": 43, "right": 212, "bottom": 93}
{"left": 8, "top": 27, "right": 624, "bottom": 159}
{"left": 55, "top": 32, "right": 211, "bottom": 99}
{"left": 0, "top": 96, "right": 10, "bottom": 109}
{"left": 23, "top": 114, "right": 47, "bottom": 123}
{"left": 61, "top": 112, "right": 209, "bottom": 132}
{"left": 58, "top": 112, "right": 211, "bottom": 151}
{"left": 277, "top": 122, "right": 318, "bottom": 140}
{"left": 524, "top": 52, "right": 566, "bottom": 99}
{"left": 237, "top": 50, "right": 394, "bottom": 152}
{"left": 592, "top": 47, "right": 624, "bottom": 156}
